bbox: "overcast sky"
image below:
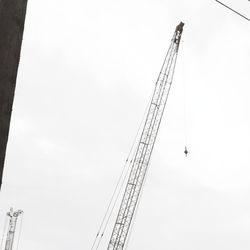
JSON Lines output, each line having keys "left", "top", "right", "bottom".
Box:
{"left": 0, "top": 0, "right": 250, "bottom": 249}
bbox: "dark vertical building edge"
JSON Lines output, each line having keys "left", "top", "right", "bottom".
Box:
{"left": 0, "top": 0, "right": 28, "bottom": 189}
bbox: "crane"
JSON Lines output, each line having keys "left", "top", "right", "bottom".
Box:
{"left": 107, "top": 22, "right": 184, "bottom": 250}
{"left": 2, "top": 208, "right": 23, "bottom": 250}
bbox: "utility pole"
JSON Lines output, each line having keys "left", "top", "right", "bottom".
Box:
{"left": 4, "top": 208, "right": 23, "bottom": 250}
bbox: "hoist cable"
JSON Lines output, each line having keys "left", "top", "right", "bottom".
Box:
{"left": 0, "top": 215, "right": 8, "bottom": 250}
{"left": 90, "top": 159, "right": 129, "bottom": 250}
{"left": 91, "top": 128, "right": 144, "bottom": 250}
{"left": 93, "top": 94, "right": 154, "bottom": 249}
{"left": 95, "top": 156, "right": 134, "bottom": 249}
{"left": 181, "top": 39, "right": 188, "bottom": 147}
{"left": 91, "top": 89, "right": 154, "bottom": 250}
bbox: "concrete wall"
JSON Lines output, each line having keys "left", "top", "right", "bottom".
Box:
{"left": 0, "top": 0, "right": 28, "bottom": 189}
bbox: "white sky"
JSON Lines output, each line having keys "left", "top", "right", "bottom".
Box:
{"left": 0, "top": 0, "right": 250, "bottom": 249}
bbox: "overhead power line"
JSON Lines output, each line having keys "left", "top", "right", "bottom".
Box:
{"left": 215, "top": 0, "right": 250, "bottom": 21}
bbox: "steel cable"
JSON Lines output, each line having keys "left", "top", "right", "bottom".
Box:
{"left": 91, "top": 89, "right": 154, "bottom": 250}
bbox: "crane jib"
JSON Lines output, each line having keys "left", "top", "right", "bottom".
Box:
{"left": 107, "top": 22, "right": 184, "bottom": 250}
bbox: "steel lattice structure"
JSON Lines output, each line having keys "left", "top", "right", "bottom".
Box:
{"left": 108, "top": 22, "right": 184, "bottom": 250}
{"left": 4, "top": 208, "right": 23, "bottom": 250}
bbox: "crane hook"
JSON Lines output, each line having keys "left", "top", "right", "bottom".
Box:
{"left": 184, "top": 146, "right": 188, "bottom": 156}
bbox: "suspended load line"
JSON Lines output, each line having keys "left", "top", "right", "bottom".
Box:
{"left": 107, "top": 22, "right": 184, "bottom": 250}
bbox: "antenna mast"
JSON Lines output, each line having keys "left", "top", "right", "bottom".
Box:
{"left": 107, "top": 22, "right": 184, "bottom": 250}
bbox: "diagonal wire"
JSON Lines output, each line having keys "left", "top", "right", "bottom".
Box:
{"left": 91, "top": 89, "right": 153, "bottom": 250}
{"left": 94, "top": 156, "right": 134, "bottom": 249}
{"left": 215, "top": 0, "right": 250, "bottom": 21}
{"left": 90, "top": 131, "right": 141, "bottom": 250}
{"left": 90, "top": 159, "right": 129, "bottom": 250}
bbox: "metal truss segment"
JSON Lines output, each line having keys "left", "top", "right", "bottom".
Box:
{"left": 107, "top": 22, "right": 184, "bottom": 250}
